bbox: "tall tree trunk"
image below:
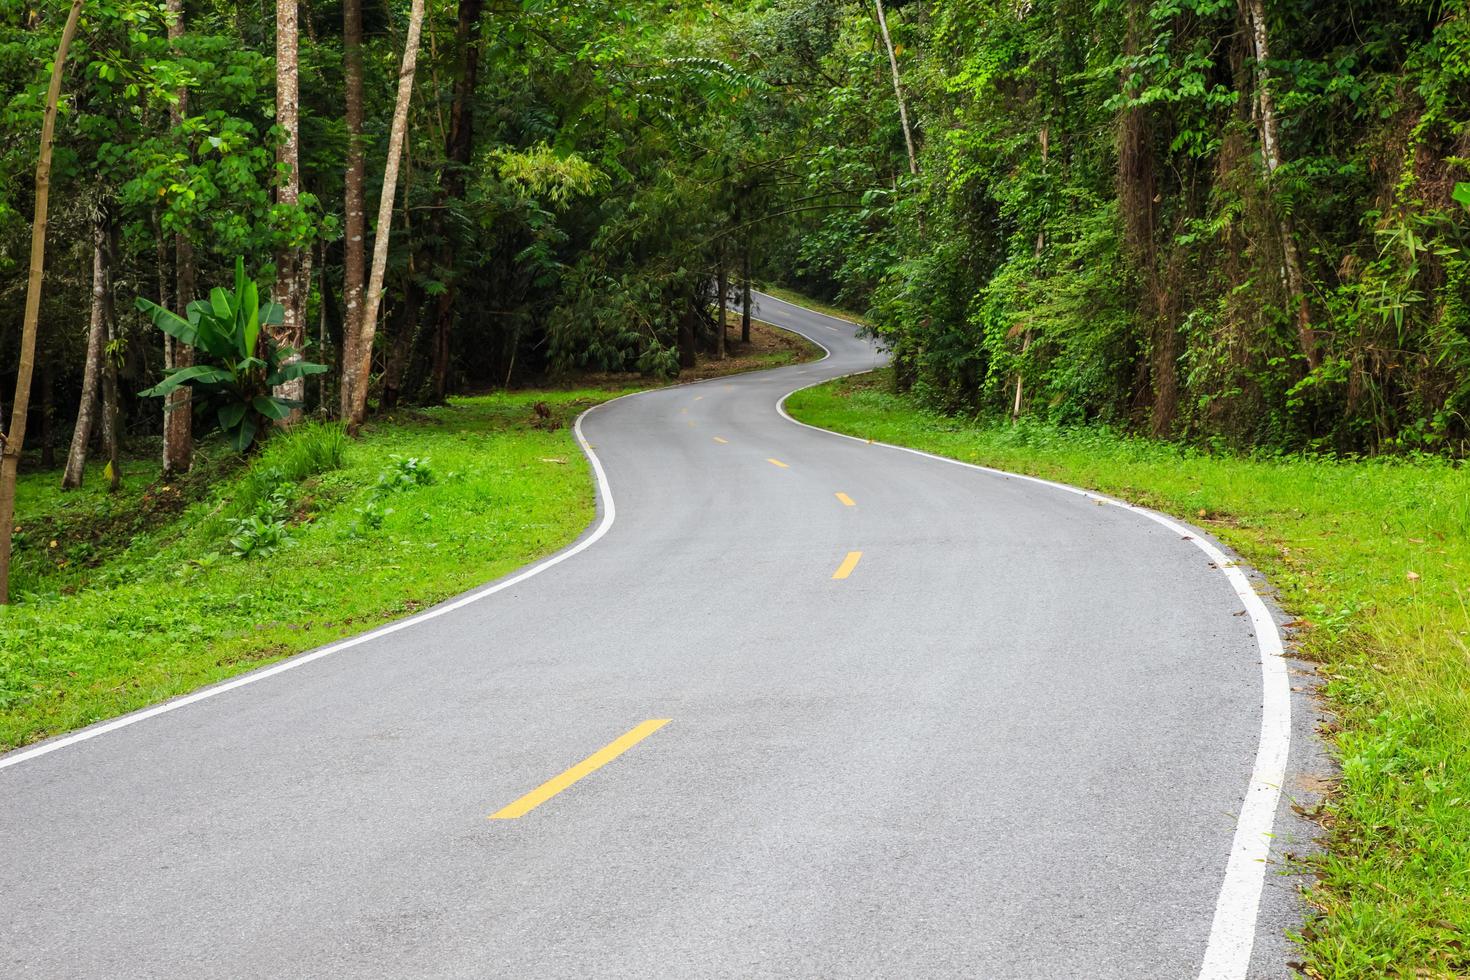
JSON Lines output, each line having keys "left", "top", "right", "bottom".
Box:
{"left": 162, "top": 0, "right": 195, "bottom": 474}
{"left": 716, "top": 261, "right": 728, "bottom": 360}
{"left": 100, "top": 244, "right": 123, "bottom": 494}
{"left": 340, "top": 0, "right": 366, "bottom": 419}
{"left": 62, "top": 203, "right": 110, "bottom": 490}
{"left": 345, "top": 0, "right": 426, "bottom": 433}
{"left": 271, "top": 0, "right": 305, "bottom": 417}
{"left": 875, "top": 0, "right": 918, "bottom": 176}
{"left": 1, "top": 0, "right": 84, "bottom": 602}
{"left": 1240, "top": 0, "right": 1317, "bottom": 369}
{"left": 429, "top": 0, "right": 486, "bottom": 403}
{"left": 741, "top": 249, "right": 752, "bottom": 345}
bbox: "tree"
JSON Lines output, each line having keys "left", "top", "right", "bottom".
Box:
{"left": 343, "top": 0, "right": 427, "bottom": 432}
{"left": 162, "top": 0, "right": 195, "bottom": 475}
{"left": 340, "top": 0, "right": 367, "bottom": 415}
{"left": 0, "top": 0, "right": 84, "bottom": 604}
{"left": 271, "top": 0, "right": 307, "bottom": 416}
{"left": 874, "top": 0, "right": 917, "bottom": 177}
{"left": 61, "top": 200, "right": 112, "bottom": 489}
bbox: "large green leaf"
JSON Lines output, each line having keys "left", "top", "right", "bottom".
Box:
{"left": 134, "top": 298, "right": 198, "bottom": 347}
{"left": 209, "top": 286, "right": 234, "bottom": 323}
{"left": 229, "top": 414, "right": 259, "bottom": 452}
{"left": 266, "top": 360, "right": 330, "bottom": 386}
{"left": 217, "top": 402, "right": 247, "bottom": 431}
{"left": 240, "top": 279, "right": 261, "bottom": 359}
{"left": 139, "top": 364, "right": 235, "bottom": 398}
{"left": 252, "top": 395, "right": 294, "bottom": 421}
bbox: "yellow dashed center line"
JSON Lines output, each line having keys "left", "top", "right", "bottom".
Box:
{"left": 713, "top": 436, "right": 728, "bottom": 444}
{"left": 767, "top": 458, "right": 789, "bottom": 469}
{"left": 835, "top": 492, "right": 856, "bottom": 507}
{"left": 832, "top": 551, "right": 863, "bottom": 580}
{"left": 489, "top": 719, "right": 672, "bottom": 820}
{"left": 694, "top": 396, "right": 704, "bottom": 401}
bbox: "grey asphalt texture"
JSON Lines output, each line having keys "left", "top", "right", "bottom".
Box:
{"left": 0, "top": 292, "right": 1322, "bottom": 978}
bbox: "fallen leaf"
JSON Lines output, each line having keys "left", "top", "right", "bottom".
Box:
{"left": 1406, "top": 570, "right": 1421, "bottom": 581}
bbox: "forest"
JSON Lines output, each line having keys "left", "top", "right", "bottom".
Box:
{"left": 4, "top": 0, "right": 1470, "bottom": 555}
{"left": 2, "top": 1, "right": 1470, "bottom": 972}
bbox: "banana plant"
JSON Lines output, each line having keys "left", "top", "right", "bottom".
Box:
{"left": 137, "top": 257, "right": 326, "bottom": 452}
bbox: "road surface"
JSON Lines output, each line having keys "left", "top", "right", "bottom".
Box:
{"left": 1, "top": 292, "right": 1315, "bottom": 978}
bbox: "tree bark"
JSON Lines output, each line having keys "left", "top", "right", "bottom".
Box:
{"left": 271, "top": 0, "right": 305, "bottom": 417}
{"left": 100, "top": 234, "right": 123, "bottom": 494}
{"left": 1, "top": 0, "right": 84, "bottom": 602}
{"left": 875, "top": 0, "right": 918, "bottom": 176}
{"left": 1240, "top": 0, "right": 1317, "bottom": 369}
{"left": 345, "top": 0, "right": 426, "bottom": 433}
{"left": 339, "top": 0, "right": 366, "bottom": 419}
{"left": 741, "top": 250, "right": 752, "bottom": 345}
{"left": 429, "top": 0, "right": 486, "bottom": 403}
{"left": 716, "top": 261, "right": 727, "bottom": 360}
{"left": 62, "top": 204, "right": 110, "bottom": 490}
{"left": 163, "top": 0, "right": 195, "bottom": 474}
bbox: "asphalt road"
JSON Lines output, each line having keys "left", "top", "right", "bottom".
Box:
{"left": 0, "top": 292, "right": 1317, "bottom": 978}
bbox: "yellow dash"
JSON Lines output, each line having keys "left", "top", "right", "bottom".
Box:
{"left": 694, "top": 396, "right": 704, "bottom": 401}
{"left": 767, "top": 458, "right": 789, "bottom": 469}
{"left": 489, "top": 719, "right": 671, "bottom": 820}
{"left": 687, "top": 421, "right": 696, "bottom": 427}
{"left": 832, "top": 551, "right": 863, "bottom": 580}
{"left": 835, "top": 492, "right": 856, "bottom": 507}
{"left": 680, "top": 408, "right": 688, "bottom": 414}
{"left": 713, "top": 436, "right": 728, "bottom": 444}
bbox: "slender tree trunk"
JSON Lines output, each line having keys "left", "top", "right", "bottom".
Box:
{"left": 1240, "top": 0, "right": 1317, "bottom": 369}
{"left": 0, "top": 0, "right": 82, "bottom": 601}
{"left": 339, "top": 0, "right": 366, "bottom": 419}
{"left": 271, "top": 0, "right": 305, "bottom": 417}
{"left": 100, "top": 248, "right": 122, "bottom": 494}
{"left": 716, "top": 261, "right": 728, "bottom": 360}
{"left": 429, "top": 0, "right": 486, "bottom": 403}
{"left": 875, "top": 0, "right": 918, "bottom": 176}
{"left": 741, "top": 250, "right": 752, "bottom": 345}
{"left": 162, "top": 0, "right": 195, "bottom": 473}
{"left": 345, "top": 0, "right": 426, "bottom": 433}
{"left": 62, "top": 204, "right": 110, "bottom": 490}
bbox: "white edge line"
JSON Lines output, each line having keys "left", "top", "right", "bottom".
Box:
{"left": 0, "top": 353, "right": 839, "bottom": 774}
{"left": 774, "top": 362, "right": 1289, "bottom": 980}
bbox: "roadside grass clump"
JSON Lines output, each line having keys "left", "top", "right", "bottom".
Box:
{"left": 0, "top": 390, "right": 628, "bottom": 751}
{"left": 786, "top": 370, "right": 1470, "bottom": 978}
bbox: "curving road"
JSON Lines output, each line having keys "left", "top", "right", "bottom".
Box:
{"left": 0, "top": 292, "right": 1312, "bottom": 978}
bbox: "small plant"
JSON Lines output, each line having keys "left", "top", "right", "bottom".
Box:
{"left": 227, "top": 484, "right": 292, "bottom": 559}
{"left": 376, "top": 455, "right": 436, "bottom": 493}
{"left": 137, "top": 258, "right": 328, "bottom": 453}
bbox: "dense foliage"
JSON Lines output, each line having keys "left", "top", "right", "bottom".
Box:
{"left": 776, "top": 0, "right": 1470, "bottom": 455}
{"left": 5, "top": 0, "right": 1470, "bottom": 476}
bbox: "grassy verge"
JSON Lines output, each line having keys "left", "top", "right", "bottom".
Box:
{"left": 1, "top": 323, "right": 822, "bottom": 754}
{"left": 758, "top": 283, "right": 870, "bottom": 325}
{"left": 786, "top": 371, "right": 1469, "bottom": 979}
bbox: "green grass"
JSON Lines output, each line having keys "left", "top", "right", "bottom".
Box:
{"left": 0, "top": 390, "right": 626, "bottom": 751}
{"left": 1, "top": 322, "right": 824, "bottom": 754}
{"left": 758, "top": 283, "right": 870, "bottom": 325}
{"left": 787, "top": 371, "right": 1470, "bottom": 979}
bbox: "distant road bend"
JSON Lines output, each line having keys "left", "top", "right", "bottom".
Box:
{"left": 2, "top": 291, "right": 1302, "bottom": 978}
